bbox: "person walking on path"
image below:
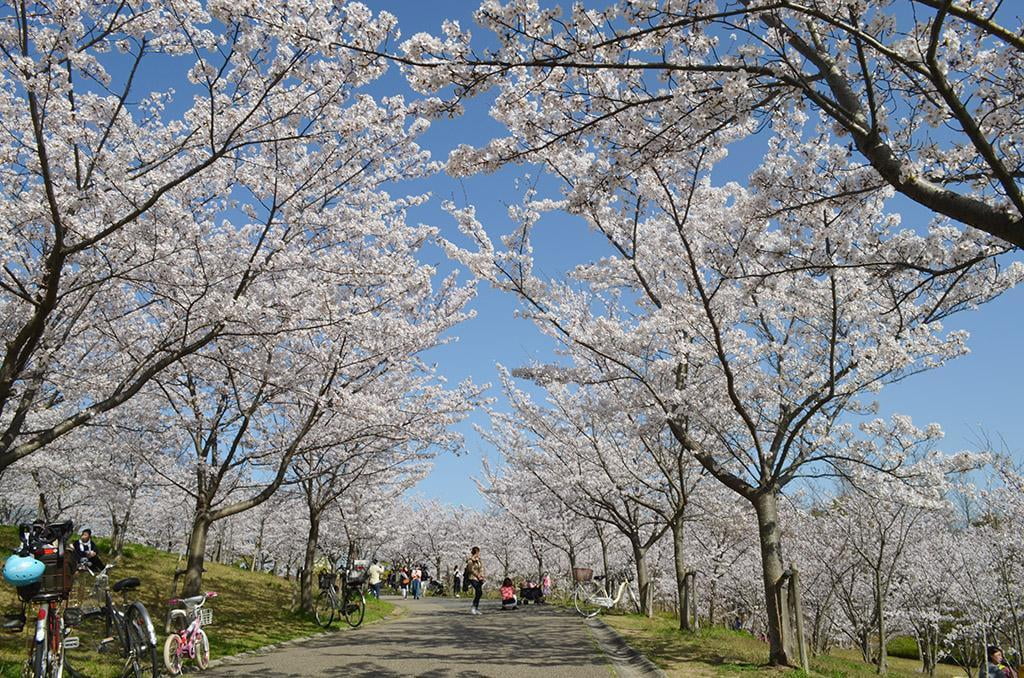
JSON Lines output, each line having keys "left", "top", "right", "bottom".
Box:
{"left": 411, "top": 566, "right": 423, "bottom": 599}
{"left": 465, "top": 546, "right": 485, "bottom": 614}
{"left": 452, "top": 567, "right": 461, "bottom": 598}
{"left": 398, "top": 567, "right": 410, "bottom": 599}
{"left": 368, "top": 559, "right": 384, "bottom": 599}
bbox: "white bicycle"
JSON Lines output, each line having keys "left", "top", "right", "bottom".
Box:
{"left": 571, "top": 567, "right": 640, "bottom": 618}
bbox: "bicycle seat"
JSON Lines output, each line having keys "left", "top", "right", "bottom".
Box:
{"left": 594, "top": 575, "right": 607, "bottom": 581}
{"left": 2, "top": 613, "right": 25, "bottom": 632}
{"left": 111, "top": 577, "right": 140, "bottom": 592}
{"left": 177, "top": 595, "right": 206, "bottom": 607}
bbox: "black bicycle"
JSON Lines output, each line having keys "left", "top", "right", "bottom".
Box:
{"left": 314, "top": 566, "right": 367, "bottom": 629}
{"left": 75, "top": 562, "right": 159, "bottom": 678}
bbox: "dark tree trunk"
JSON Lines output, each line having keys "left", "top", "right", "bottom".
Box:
{"left": 671, "top": 516, "right": 692, "bottom": 631}
{"left": 300, "top": 513, "right": 320, "bottom": 613}
{"left": 631, "top": 541, "right": 653, "bottom": 617}
{"left": 181, "top": 515, "right": 211, "bottom": 598}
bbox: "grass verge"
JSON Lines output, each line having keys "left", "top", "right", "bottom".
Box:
{"left": 0, "top": 527, "right": 394, "bottom": 677}
{"left": 601, "top": 612, "right": 964, "bottom": 678}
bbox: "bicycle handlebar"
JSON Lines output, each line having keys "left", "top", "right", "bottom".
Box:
{"left": 167, "top": 591, "right": 218, "bottom": 606}
{"left": 16, "top": 520, "right": 74, "bottom": 555}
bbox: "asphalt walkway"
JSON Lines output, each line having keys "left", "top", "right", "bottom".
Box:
{"left": 205, "top": 595, "right": 625, "bottom": 677}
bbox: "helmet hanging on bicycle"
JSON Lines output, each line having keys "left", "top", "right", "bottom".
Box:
{"left": 3, "top": 554, "right": 45, "bottom": 587}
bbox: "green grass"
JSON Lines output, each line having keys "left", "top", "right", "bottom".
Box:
{"left": 602, "top": 613, "right": 964, "bottom": 678}
{"left": 0, "top": 526, "right": 394, "bottom": 677}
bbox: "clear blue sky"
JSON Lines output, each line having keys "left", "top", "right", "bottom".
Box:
{"left": 360, "top": 1, "right": 1024, "bottom": 507}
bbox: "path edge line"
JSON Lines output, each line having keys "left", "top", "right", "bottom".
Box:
{"left": 585, "top": 615, "right": 668, "bottom": 678}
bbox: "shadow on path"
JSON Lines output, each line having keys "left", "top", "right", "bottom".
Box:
{"left": 207, "top": 597, "right": 611, "bottom": 677}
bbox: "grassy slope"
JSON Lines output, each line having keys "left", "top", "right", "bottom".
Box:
{"left": 0, "top": 527, "right": 394, "bottom": 677}
{"left": 602, "top": 613, "right": 965, "bottom": 678}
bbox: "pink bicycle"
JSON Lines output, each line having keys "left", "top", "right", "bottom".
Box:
{"left": 162, "top": 591, "right": 217, "bottom": 675}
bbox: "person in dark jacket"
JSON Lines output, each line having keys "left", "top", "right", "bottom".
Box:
{"left": 72, "top": 529, "right": 104, "bottom": 573}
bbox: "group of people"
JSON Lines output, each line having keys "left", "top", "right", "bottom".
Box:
{"left": 364, "top": 546, "right": 557, "bottom": 615}
{"left": 390, "top": 564, "right": 432, "bottom": 600}
{"left": 452, "top": 546, "right": 552, "bottom": 613}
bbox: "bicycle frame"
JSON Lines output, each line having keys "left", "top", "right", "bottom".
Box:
{"left": 31, "top": 596, "right": 80, "bottom": 678}
{"left": 573, "top": 573, "right": 640, "bottom": 618}
{"left": 172, "top": 613, "right": 204, "bottom": 661}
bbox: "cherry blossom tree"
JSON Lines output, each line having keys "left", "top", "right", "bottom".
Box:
{"left": 434, "top": 111, "right": 1021, "bottom": 661}
{"left": 482, "top": 370, "right": 685, "bottom": 616}
{"left": 0, "top": 0, "right": 440, "bottom": 473}
{"left": 291, "top": 375, "right": 479, "bottom": 611}
{"left": 401, "top": 1, "right": 1024, "bottom": 248}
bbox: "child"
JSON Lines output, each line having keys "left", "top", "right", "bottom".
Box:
{"left": 500, "top": 577, "right": 517, "bottom": 610}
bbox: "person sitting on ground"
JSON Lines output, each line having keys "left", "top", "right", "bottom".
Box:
{"left": 520, "top": 580, "right": 544, "bottom": 605}
{"left": 500, "top": 577, "right": 518, "bottom": 610}
{"left": 72, "top": 528, "right": 104, "bottom": 573}
{"left": 983, "top": 647, "right": 1019, "bottom": 678}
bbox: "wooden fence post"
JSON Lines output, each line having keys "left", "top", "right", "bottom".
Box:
{"left": 790, "top": 567, "right": 810, "bottom": 674}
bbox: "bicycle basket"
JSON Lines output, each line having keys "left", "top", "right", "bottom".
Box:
{"left": 571, "top": 567, "right": 593, "bottom": 583}
{"left": 19, "top": 552, "right": 73, "bottom": 602}
{"left": 318, "top": 572, "right": 337, "bottom": 590}
{"left": 198, "top": 608, "right": 213, "bottom": 626}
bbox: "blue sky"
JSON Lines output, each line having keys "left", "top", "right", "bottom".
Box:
{"left": 360, "top": 2, "right": 1024, "bottom": 506}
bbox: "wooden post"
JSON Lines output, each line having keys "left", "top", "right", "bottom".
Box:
{"left": 777, "top": 571, "right": 794, "bottom": 662}
{"left": 688, "top": 571, "right": 699, "bottom": 631}
{"left": 790, "top": 567, "right": 810, "bottom": 674}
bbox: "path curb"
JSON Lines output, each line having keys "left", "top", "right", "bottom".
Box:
{"left": 201, "top": 602, "right": 406, "bottom": 672}
{"left": 585, "top": 616, "right": 668, "bottom": 678}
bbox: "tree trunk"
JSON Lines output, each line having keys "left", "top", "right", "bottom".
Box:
{"left": 596, "top": 527, "right": 610, "bottom": 582}
{"left": 631, "top": 541, "right": 653, "bottom": 618}
{"left": 250, "top": 519, "right": 265, "bottom": 572}
{"left": 300, "top": 513, "right": 320, "bottom": 613}
{"left": 859, "top": 629, "right": 872, "bottom": 664}
{"left": 752, "top": 491, "right": 791, "bottom": 666}
{"left": 181, "top": 515, "right": 211, "bottom": 598}
{"left": 709, "top": 578, "right": 717, "bottom": 627}
{"left": 875, "top": 568, "right": 887, "bottom": 674}
{"left": 112, "top": 512, "right": 129, "bottom": 558}
{"left": 671, "top": 517, "right": 692, "bottom": 630}
{"left": 346, "top": 540, "right": 358, "bottom": 568}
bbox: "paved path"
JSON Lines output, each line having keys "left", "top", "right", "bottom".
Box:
{"left": 206, "top": 596, "right": 623, "bottom": 677}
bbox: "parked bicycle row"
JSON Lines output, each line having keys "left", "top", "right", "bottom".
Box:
{"left": 2, "top": 520, "right": 217, "bottom": 678}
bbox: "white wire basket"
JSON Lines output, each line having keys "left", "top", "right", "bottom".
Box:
{"left": 198, "top": 608, "right": 213, "bottom": 626}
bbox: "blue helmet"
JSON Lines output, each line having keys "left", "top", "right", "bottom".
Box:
{"left": 3, "top": 554, "right": 45, "bottom": 587}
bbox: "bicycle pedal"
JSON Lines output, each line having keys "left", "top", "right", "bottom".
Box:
{"left": 62, "top": 636, "right": 80, "bottom": 650}
{"left": 97, "top": 637, "right": 114, "bottom": 653}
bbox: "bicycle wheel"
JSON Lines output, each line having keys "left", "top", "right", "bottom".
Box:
{"left": 573, "top": 582, "right": 604, "bottom": 618}
{"left": 162, "top": 634, "right": 183, "bottom": 676}
{"left": 124, "top": 605, "right": 159, "bottom": 678}
{"left": 313, "top": 591, "right": 335, "bottom": 628}
{"left": 30, "top": 637, "right": 46, "bottom": 677}
{"left": 194, "top": 629, "right": 210, "bottom": 670}
{"left": 342, "top": 587, "right": 365, "bottom": 628}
